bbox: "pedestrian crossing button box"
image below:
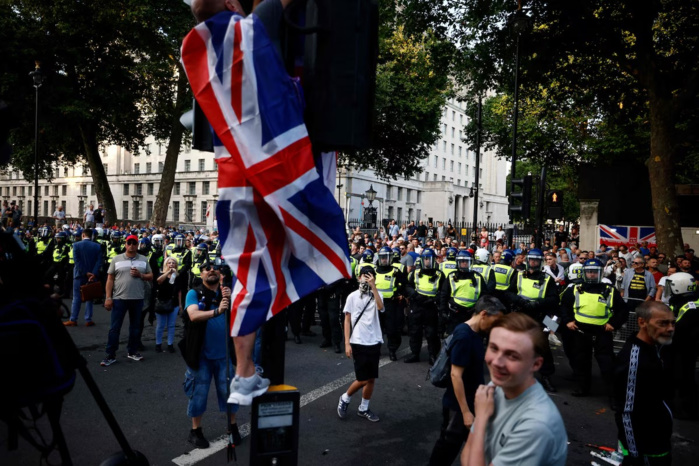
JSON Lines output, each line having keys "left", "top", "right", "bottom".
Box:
{"left": 250, "top": 385, "right": 300, "bottom": 466}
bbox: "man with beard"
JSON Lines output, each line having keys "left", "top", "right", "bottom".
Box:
{"left": 614, "top": 301, "right": 675, "bottom": 465}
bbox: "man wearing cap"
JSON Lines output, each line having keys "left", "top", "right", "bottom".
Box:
{"left": 101, "top": 234, "right": 153, "bottom": 366}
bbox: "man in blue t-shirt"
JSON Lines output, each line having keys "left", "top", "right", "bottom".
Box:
{"left": 428, "top": 296, "right": 505, "bottom": 466}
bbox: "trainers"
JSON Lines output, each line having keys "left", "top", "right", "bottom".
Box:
{"left": 127, "top": 353, "right": 144, "bottom": 362}
{"left": 63, "top": 320, "right": 77, "bottom": 327}
{"left": 337, "top": 396, "right": 349, "bottom": 419}
{"left": 188, "top": 427, "right": 210, "bottom": 449}
{"left": 357, "top": 409, "right": 380, "bottom": 422}
{"left": 227, "top": 373, "right": 271, "bottom": 405}
{"left": 100, "top": 356, "right": 117, "bottom": 367}
{"left": 155, "top": 344, "right": 163, "bottom": 353}
{"left": 85, "top": 321, "right": 95, "bottom": 327}
{"left": 168, "top": 344, "right": 175, "bottom": 353}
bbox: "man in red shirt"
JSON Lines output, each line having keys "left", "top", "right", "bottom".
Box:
{"left": 647, "top": 257, "right": 664, "bottom": 285}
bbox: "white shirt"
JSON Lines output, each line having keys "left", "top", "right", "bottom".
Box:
{"left": 657, "top": 276, "right": 670, "bottom": 304}
{"left": 344, "top": 290, "right": 384, "bottom": 346}
{"left": 494, "top": 229, "right": 506, "bottom": 241}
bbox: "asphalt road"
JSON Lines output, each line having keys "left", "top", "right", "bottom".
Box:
{"left": 1, "top": 299, "right": 697, "bottom": 465}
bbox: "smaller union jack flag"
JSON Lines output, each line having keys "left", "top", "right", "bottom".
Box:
{"left": 599, "top": 224, "right": 657, "bottom": 248}
{"left": 181, "top": 11, "right": 351, "bottom": 337}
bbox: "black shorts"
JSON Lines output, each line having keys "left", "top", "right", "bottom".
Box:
{"left": 351, "top": 343, "right": 381, "bottom": 381}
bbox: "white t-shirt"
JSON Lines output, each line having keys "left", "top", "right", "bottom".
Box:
{"left": 657, "top": 276, "right": 670, "bottom": 304}
{"left": 84, "top": 208, "right": 95, "bottom": 222}
{"left": 494, "top": 229, "right": 506, "bottom": 241}
{"left": 344, "top": 290, "right": 384, "bottom": 346}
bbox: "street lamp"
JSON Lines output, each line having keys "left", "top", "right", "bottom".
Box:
{"left": 29, "top": 62, "right": 44, "bottom": 227}
{"left": 364, "top": 185, "right": 377, "bottom": 229}
{"left": 183, "top": 193, "right": 196, "bottom": 223}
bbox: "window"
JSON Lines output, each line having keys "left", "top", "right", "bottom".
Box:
{"left": 80, "top": 185, "right": 87, "bottom": 196}
{"left": 450, "top": 161, "right": 454, "bottom": 172}
{"left": 451, "top": 143, "right": 454, "bottom": 155}
{"left": 21, "top": 186, "right": 25, "bottom": 196}
{"left": 397, "top": 207, "right": 402, "bottom": 223}
{"left": 91, "top": 184, "right": 95, "bottom": 195}
{"left": 44, "top": 186, "right": 49, "bottom": 196}
{"left": 173, "top": 201, "right": 180, "bottom": 222}
{"left": 459, "top": 163, "right": 463, "bottom": 174}
{"left": 134, "top": 163, "right": 140, "bottom": 174}
{"left": 425, "top": 172, "right": 429, "bottom": 181}
{"left": 174, "top": 182, "right": 180, "bottom": 195}
{"left": 457, "top": 179, "right": 461, "bottom": 186}
{"left": 442, "top": 158, "right": 446, "bottom": 169}
{"left": 185, "top": 201, "right": 194, "bottom": 222}
{"left": 12, "top": 186, "right": 16, "bottom": 196}
{"left": 132, "top": 201, "right": 140, "bottom": 220}
{"left": 406, "top": 189, "right": 411, "bottom": 202}
{"left": 146, "top": 162, "right": 151, "bottom": 174}
{"left": 123, "top": 184, "right": 130, "bottom": 195}
{"left": 460, "top": 114, "right": 464, "bottom": 124}
{"left": 442, "top": 175, "right": 446, "bottom": 181}
{"left": 397, "top": 187, "right": 403, "bottom": 201}
{"left": 199, "top": 159, "right": 205, "bottom": 171}
{"left": 28, "top": 186, "right": 32, "bottom": 196}
{"left": 480, "top": 168, "right": 483, "bottom": 179}
{"left": 62, "top": 185, "right": 67, "bottom": 196}
{"left": 201, "top": 201, "right": 207, "bottom": 223}
{"left": 43, "top": 200, "right": 48, "bottom": 216}
{"left": 442, "top": 141, "right": 447, "bottom": 151}
{"left": 61, "top": 200, "right": 66, "bottom": 210}
{"left": 452, "top": 110, "right": 455, "bottom": 121}
{"left": 442, "top": 123, "right": 447, "bottom": 133}
{"left": 146, "top": 201, "right": 153, "bottom": 219}
{"left": 123, "top": 201, "right": 129, "bottom": 219}
{"left": 387, "top": 206, "right": 394, "bottom": 220}
{"left": 83, "top": 165, "right": 90, "bottom": 176}
{"left": 189, "top": 182, "right": 196, "bottom": 195}
{"left": 451, "top": 127, "right": 455, "bottom": 138}
{"left": 103, "top": 163, "right": 108, "bottom": 174}
{"left": 459, "top": 146, "right": 462, "bottom": 157}
{"left": 184, "top": 160, "right": 191, "bottom": 172}
{"left": 147, "top": 183, "right": 154, "bottom": 195}
{"left": 433, "top": 174, "right": 437, "bottom": 181}
{"left": 203, "top": 181, "right": 210, "bottom": 195}
{"left": 416, "top": 191, "right": 421, "bottom": 203}
{"left": 158, "top": 162, "right": 164, "bottom": 173}
{"left": 136, "top": 183, "right": 143, "bottom": 195}
{"left": 433, "top": 155, "right": 438, "bottom": 168}
{"left": 459, "top": 130, "right": 463, "bottom": 140}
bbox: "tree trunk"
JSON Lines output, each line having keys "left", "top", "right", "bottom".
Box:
{"left": 79, "top": 123, "right": 117, "bottom": 225}
{"left": 151, "top": 70, "right": 189, "bottom": 227}
{"left": 647, "top": 90, "right": 684, "bottom": 257}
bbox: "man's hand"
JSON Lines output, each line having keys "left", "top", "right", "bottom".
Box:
{"left": 221, "top": 286, "right": 231, "bottom": 299}
{"left": 130, "top": 268, "right": 141, "bottom": 278}
{"left": 566, "top": 321, "right": 578, "bottom": 331}
{"left": 463, "top": 411, "right": 475, "bottom": 429}
{"left": 87, "top": 272, "right": 95, "bottom": 283}
{"left": 474, "top": 384, "right": 496, "bottom": 421}
{"left": 604, "top": 323, "right": 615, "bottom": 332}
{"left": 104, "top": 298, "right": 113, "bottom": 311}
{"left": 345, "top": 343, "right": 352, "bottom": 359}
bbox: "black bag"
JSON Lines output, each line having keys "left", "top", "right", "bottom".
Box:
{"left": 154, "top": 298, "right": 174, "bottom": 315}
{"left": 428, "top": 333, "right": 455, "bottom": 388}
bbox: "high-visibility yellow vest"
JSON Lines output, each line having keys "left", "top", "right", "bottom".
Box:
{"left": 449, "top": 273, "right": 482, "bottom": 309}
{"left": 471, "top": 263, "right": 492, "bottom": 281}
{"left": 350, "top": 257, "right": 358, "bottom": 278}
{"left": 517, "top": 272, "right": 550, "bottom": 301}
{"left": 36, "top": 240, "right": 49, "bottom": 255}
{"left": 170, "top": 250, "right": 189, "bottom": 271}
{"left": 53, "top": 245, "right": 69, "bottom": 263}
{"left": 191, "top": 259, "right": 205, "bottom": 278}
{"left": 68, "top": 245, "right": 74, "bottom": 265}
{"left": 677, "top": 300, "right": 698, "bottom": 323}
{"left": 414, "top": 271, "right": 441, "bottom": 297}
{"left": 107, "top": 245, "right": 121, "bottom": 260}
{"left": 376, "top": 269, "right": 398, "bottom": 299}
{"left": 440, "top": 261, "right": 457, "bottom": 278}
{"left": 573, "top": 285, "right": 613, "bottom": 325}
{"left": 493, "top": 264, "right": 515, "bottom": 291}
{"left": 391, "top": 262, "right": 406, "bottom": 274}
{"left": 355, "top": 260, "right": 376, "bottom": 277}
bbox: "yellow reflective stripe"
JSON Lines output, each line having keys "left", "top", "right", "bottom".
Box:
{"left": 573, "top": 286, "right": 612, "bottom": 324}
{"left": 493, "top": 265, "right": 514, "bottom": 290}
{"left": 449, "top": 274, "right": 480, "bottom": 306}
{"left": 677, "top": 300, "right": 698, "bottom": 322}
{"left": 376, "top": 270, "right": 397, "bottom": 298}
{"left": 517, "top": 273, "right": 546, "bottom": 300}
{"left": 416, "top": 272, "right": 439, "bottom": 296}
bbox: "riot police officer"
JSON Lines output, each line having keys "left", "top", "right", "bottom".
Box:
{"left": 560, "top": 259, "right": 626, "bottom": 404}
{"left": 355, "top": 249, "right": 376, "bottom": 276}
{"left": 107, "top": 231, "right": 125, "bottom": 262}
{"left": 375, "top": 246, "right": 408, "bottom": 361}
{"left": 45, "top": 231, "right": 71, "bottom": 294}
{"left": 510, "top": 248, "right": 560, "bottom": 392}
{"left": 665, "top": 272, "right": 699, "bottom": 419}
{"left": 471, "top": 248, "right": 496, "bottom": 293}
{"left": 439, "top": 247, "right": 458, "bottom": 279}
{"left": 190, "top": 243, "right": 210, "bottom": 288}
{"left": 439, "top": 250, "right": 486, "bottom": 334}
{"left": 405, "top": 249, "right": 444, "bottom": 364}
{"left": 493, "top": 249, "right": 517, "bottom": 292}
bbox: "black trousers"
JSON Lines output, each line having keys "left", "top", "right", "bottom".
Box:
{"left": 571, "top": 328, "right": 615, "bottom": 393}
{"left": 317, "top": 285, "right": 342, "bottom": 345}
{"left": 428, "top": 407, "right": 469, "bottom": 466}
{"left": 407, "top": 300, "right": 440, "bottom": 358}
{"left": 288, "top": 294, "right": 316, "bottom": 335}
{"left": 383, "top": 298, "right": 404, "bottom": 353}
{"left": 539, "top": 330, "right": 556, "bottom": 377}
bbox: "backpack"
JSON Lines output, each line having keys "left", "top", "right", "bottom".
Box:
{"left": 428, "top": 333, "right": 456, "bottom": 388}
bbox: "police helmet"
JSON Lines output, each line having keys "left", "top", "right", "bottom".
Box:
{"left": 455, "top": 250, "right": 473, "bottom": 273}
{"left": 567, "top": 263, "right": 583, "bottom": 283}
{"left": 474, "top": 248, "right": 490, "bottom": 264}
{"left": 38, "top": 227, "right": 50, "bottom": 239}
{"left": 525, "top": 248, "right": 544, "bottom": 272}
{"left": 111, "top": 231, "right": 122, "bottom": 242}
{"left": 446, "top": 247, "right": 458, "bottom": 262}
{"left": 376, "top": 246, "right": 391, "bottom": 267}
{"left": 582, "top": 258, "right": 605, "bottom": 284}
{"left": 421, "top": 248, "right": 436, "bottom": 270}
{"left": 361, "top": 249, "right": 374, "bottom": 263}
{"left": 138, "top": 237, "right": 151, "bottom": 253}
{"left": 174, "top": 233, "right": 185, "bottom": 248}
{"left": 664, "top": 272, "right": 697, "bottom": 299}
{"left": 196, "top": 243, "right": 209, "bottom": 257}
{"left": 55, "top": 231, "right": 68, "bottom": 244}
{"left": 152, "top": 234, "right": 164, "bottom": 249}
{"left": 501, "top": 249, "right": 515, "bottom": 265}
{"left": 391, "top": 247, "right": 401, "bottom": 263}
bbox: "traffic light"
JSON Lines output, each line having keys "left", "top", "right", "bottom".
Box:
{"left": 547, "top": 190, "right": 563, "bottom": 219}
{"left": 509, "top": 173, "right": 533, "bottom": 218}
{"left": 180, "top": 100, "right": 214, "bottom": 153}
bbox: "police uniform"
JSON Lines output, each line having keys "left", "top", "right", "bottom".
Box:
{"left": 405, "top": 268, "right": 444, "bottom": 363}
{"left": 669, "top": 293, "right": 699, "bottom": 418}
{"left": 560, "top": 282, "right": 626, "bottom": 396}
{"left": 470, "top": 262, "right": 496, "bottom": 294}
{"left": 438, "top": 270, "right": 485, "bottom": 334}
{"left": 375, "top": 262, "right": 408, "bottom": 360}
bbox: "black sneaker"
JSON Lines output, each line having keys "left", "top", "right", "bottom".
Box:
{"left": 319, "top": 339, "right": 332, "bottom": 348}
{"left": 127, "top": 353, "right": 144, "bottom": 362}
{"left": 301, "top": 330, "right": 317, "bottom": 337}
{"left": 357, "top": 409, "right": 380, "bottom": 422}
{"left": 188, "top": 427, "right": 210, "bottom": 449}
{"left": 100, "top": 356, "right": 117, "bottom": 367}
{"left": 168, "top": 344, "right": 175, "bottom": 353}
{"left": 404, "top": 354, "right": 420, "bottom": 363}
{"left": 389, "top": 351, "right": 397, "bottom": 361}
{"left": 155, "top": 344, "right": 163, "bottom": 353}
{"left": 337, "top": 395, "right": 349, "bottom": 419}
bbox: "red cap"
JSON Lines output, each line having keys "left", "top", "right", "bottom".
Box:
{"left": 126, "top": 235, "right": 139, "bottom": 242}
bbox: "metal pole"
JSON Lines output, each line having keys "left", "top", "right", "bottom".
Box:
{"left": 535, "top": 165, "right": 547, "bottom": 248}
{"left": 509, "top": 33, "right": 521, "bottom": 222}
{"left": 33, "top": 79, "right": 40, "bottom": 227}
{"left": 472, "top": 97, "right": 482, "bottom": 228}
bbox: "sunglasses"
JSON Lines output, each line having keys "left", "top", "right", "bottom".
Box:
{"left": 126, "top": 240, "right": 138, "bottom": 245}
{"left": 633, "top": 261, "right": 644, "bottom": 265}
{"left": 202, "top": 265, "right": 221, "bottom": 272}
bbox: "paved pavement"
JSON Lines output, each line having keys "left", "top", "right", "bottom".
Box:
{"left": 1, "top": 298, "right": 697, "bottom": 465}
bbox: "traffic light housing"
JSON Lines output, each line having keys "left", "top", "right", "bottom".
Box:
{"left": 509, "top": 173, "right": 533, "bottom": 218}
{"left": 547, "top": 190, "right": 563, "bottom": 219}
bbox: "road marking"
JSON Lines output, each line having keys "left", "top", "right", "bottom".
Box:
{"left": 171, "top": 345, "right": 415, "bottom": 465}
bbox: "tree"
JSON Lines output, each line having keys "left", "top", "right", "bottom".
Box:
{"left": 454, "top": 0, "right": 699, "bottom": 256}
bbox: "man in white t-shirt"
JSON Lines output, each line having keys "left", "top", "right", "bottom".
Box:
{"left": 53, "top": 205, "right": 67, "bottom": 228}
{"left": 494, "top": 226, "right": 506, "bottom": 243}
{"left": 84, "top": 204, "right": 95, "bottom": 228}
{"left": 337, "top": 266, "right": 384, "bottom": 422}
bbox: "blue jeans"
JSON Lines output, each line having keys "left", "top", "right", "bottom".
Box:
{"left": 106, "top": 299, "right": 143, "bottom": 357}
{"left": 70, "top": 276, "right": 94, "bottom": 323}
{"left": 184, "top": 357, "right": 239, "bottom": 418}
{"left": 155, "top": 306, "right": 179, "bottom": 345}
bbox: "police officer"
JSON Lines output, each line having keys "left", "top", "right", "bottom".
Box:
{"left": 107, "top": 231, "right": 125, "bottom": 262}
{"left": 404, "top": 249, "right": 444, "bottom": 364}
{"left": 471, "top": 248, "right": 496, "bottom": 293}
{"left": 493, "top": 249, "right": 517, "bottom": 293}
{"left": 190, "top": 243, "right": 210, "bottom": 288}
{"left": 510, "top": 248, "right": 560, "bottom": 392}
{"left": 169, "top": 233, "right": 193, "bottom": 278}
{"left": 375, "top": 246, "right": 408, "bottom": 361}
{"left": 45, "top": 231, "right": 71, "bottom": 294}
{"left": 439, "top": 250, "right": 486, "bottom": 334}
{"left": 355, "top": 249, "right": 376, "bottom": 276}
{"left": 391, "top": 247, "right": 406, "bottom": 274}
{"left": 665, "top": 272, "right": 699, "bottom": 419}
{"left": 439, "top": 247, "right": 458, "bottom": 279}
{"left": 560, "top": 259, "right": 626, "bottom": 405}
{"left": 34, "top": 226, "right": 52, "bottom": 266}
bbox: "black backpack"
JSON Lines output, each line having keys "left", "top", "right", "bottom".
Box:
{"left": 428, "top": 333, "right": 456, "bottom": 388}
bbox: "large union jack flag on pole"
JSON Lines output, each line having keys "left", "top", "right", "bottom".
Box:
{"left": 599, "top": 224, "right": 657, "bottom": 248}
{"left": 181, "top": 11, "right": 351, "bottom": 337}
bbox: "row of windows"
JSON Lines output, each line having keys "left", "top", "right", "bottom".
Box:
{"left": 385, "top": 187, "right": 421, "bottom": 203}
{"left": 124, "top": 181, "right": 211, "bottom": 196}
{"left": 37, "top": 157, "right": 212, "bottom": 179}
{"left": 441, "top": 124, "right": 465, "bottom": 142}
{"left": 2, "top": 180, "right": 213, "bottom": 199}
{"left": 120, "top": 199, "right": 210, "bottom": 223}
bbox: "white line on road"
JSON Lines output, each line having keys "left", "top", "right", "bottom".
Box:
{"left": 171, "top": 345, "right": 415, "bottom": 465}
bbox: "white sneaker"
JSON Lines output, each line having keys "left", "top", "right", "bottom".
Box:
{"left": 227, "top": 373, "right": 271, "bottom": 405}
{"left": 548, "top": 333, "right": 562, "bottom": 347}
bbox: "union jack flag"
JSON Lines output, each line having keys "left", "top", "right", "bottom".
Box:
{"left": 182, "top": 12, "right": 351, "bottom": 336}
{"left": 599, "top": 224, "right": 657, "bottom": 248}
